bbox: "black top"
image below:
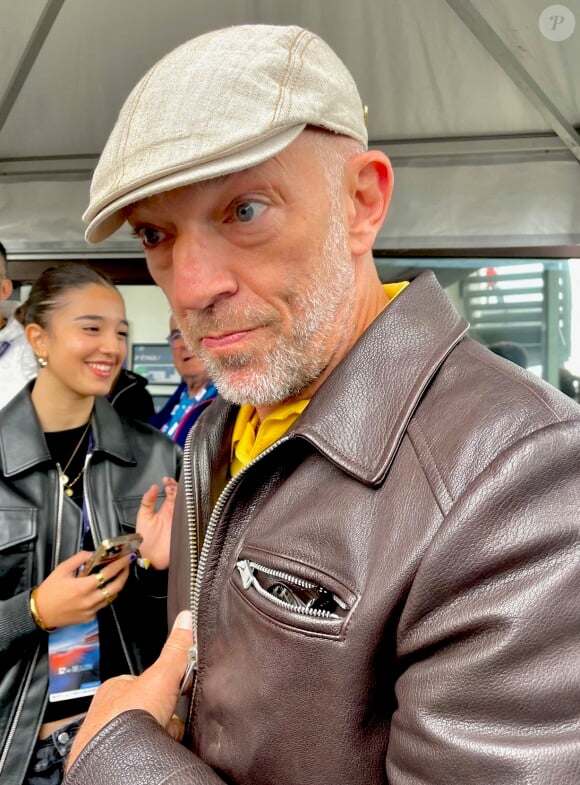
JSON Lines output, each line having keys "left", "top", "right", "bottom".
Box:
{"left": 43, "top": 422, "right": 128, "bottom": 723}
{"left": 45, "top": 423, "right": 90, "bottom": 507}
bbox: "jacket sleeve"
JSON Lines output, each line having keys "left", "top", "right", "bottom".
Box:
{"left": 0, "top": 590, "right": 42, "bottom": 663}
{"left": 64, "top": 711, "right": 226, "bottom": 785}
{"left": 386, "top": 421, "right": 580, "bottom": 784}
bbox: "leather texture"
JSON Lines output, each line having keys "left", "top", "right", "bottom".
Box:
{"left": 0, "top": 390, "right": 181, "bottom": 785}
{"left": 65, "top": 272, "right": 580, "bottom": 785}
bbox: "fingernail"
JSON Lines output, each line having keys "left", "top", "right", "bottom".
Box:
{"left": 129, "top": 553, "right": 137, "bottom": 562}
{"left": 174, "top": 610, "right": 192, "bottom": 630}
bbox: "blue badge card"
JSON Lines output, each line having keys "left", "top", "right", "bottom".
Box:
{"left": 47, "top": 619, "right": 101, "bottom": 702}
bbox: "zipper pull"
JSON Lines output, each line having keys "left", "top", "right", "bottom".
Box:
{"left": 236, "top": 559, "right": 254, "bottom": 589}
{"left": 179, "top": 645, "right": 198, "bottom": 697}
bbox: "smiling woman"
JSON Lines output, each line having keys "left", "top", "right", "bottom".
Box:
{"left": 0, "top": 263, "right": 182, "bottom": 785}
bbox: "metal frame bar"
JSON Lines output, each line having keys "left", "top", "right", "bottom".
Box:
{"left": 0, "top": 0, "right": 67, "bottom": 135}
{"left": 0, "top": 132, "right": 576, "bottom": 181}
{"left": 443, "top": 0, "right": 580, "bottom": 164}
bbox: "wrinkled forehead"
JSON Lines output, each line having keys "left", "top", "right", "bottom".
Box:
{"left": 124, "top": 172, "right": 233, "bottom": 223}
{"left": 124, "top": 130, "right": 328, "bottom": 223}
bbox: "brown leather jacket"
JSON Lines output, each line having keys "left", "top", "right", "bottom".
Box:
{"left": 65, "top": 272, "right": 580, "bottom": 785}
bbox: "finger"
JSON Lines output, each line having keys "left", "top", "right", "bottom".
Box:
{"left": 140, "top": 483, "right": 159, "bottom": 509}
{"left": 99, "top": 553, "right": 135, "bottom": 582}
{"left": 75, "top": 557, "right": 129, "bottom": 593}
{"left": 166, "top": 713, "right": 185, "bottom": 742}
{"left": 64, "top": 550, "right": 96, "bottom": 575}
{"left": 98, "top": 585, "right": 115, "bottom": 607}
{"left": 93, "top": 571, "right": 107, "bottom": 589}
{"left": 101, "top": 564, "right": 131, "bottom": 597}
{"left": 149, "top": 611, "right": 194, "bottom": 692}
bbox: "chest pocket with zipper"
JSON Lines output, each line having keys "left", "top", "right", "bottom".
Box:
{"left": 231, "top": 554, "right": 355, "bottom": 639}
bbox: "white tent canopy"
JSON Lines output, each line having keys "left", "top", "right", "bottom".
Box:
{"left": 1, "top": 0, "right": 579, "bottom": 259}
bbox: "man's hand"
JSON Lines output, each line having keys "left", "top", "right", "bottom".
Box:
{"left": 66, "top": 610, "right": 194, "bottom": 771}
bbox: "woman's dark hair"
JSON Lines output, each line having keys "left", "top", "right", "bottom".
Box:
{"left": 16, "top": 263, "right": 117, "bottom": 328}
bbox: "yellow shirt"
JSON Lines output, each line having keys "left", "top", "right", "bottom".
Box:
{"left": 230, "top": 281, "right": 408, "bottom": 475}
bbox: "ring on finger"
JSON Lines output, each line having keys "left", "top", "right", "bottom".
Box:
{"left": 140, "top": 502, "right": 154, "bottom": 509}
{"left": 94, "top": 571, "right": 106, "bottom": 589}
{"left": 100, "top": 586, "right": 114, "bottom": 605}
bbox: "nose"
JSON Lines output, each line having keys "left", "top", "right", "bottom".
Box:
{"left": 170, "top": 233, "right": 238, "bottom": 313}
{"left": 100, "top": 328, "right": 126, "bottom": 361}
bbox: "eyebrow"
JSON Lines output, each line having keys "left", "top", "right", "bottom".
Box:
{"left": 73, "top": 315, "right": 129, "bottom": 326}
{"left": 125, "top": 172, "right": 236, "bottom": 218}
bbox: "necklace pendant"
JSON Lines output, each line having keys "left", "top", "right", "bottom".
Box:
{"left": 64, "top": 487, "right": 74, "bottom": 497}
{"left": 61, "top": 474, "right": 69, "bottom": 486}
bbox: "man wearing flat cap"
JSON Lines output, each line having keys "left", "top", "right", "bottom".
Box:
{"left": 63, "top": 24, "right": 579, "bottom": 785}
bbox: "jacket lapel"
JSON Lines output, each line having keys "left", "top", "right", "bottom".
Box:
{"left": 0, "top": 390, "right": 136, "bottom": 478}
{"left": 293, "top": 271, "right": 469, "bottom": 486}
{"left": 90, "top": 397, "right": 137, "bottom": 466}
{"left": 0, "top": 385, "right": 50, "bottom": 476}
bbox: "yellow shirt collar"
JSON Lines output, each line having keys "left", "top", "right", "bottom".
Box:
{"left": 230, "top": 281, "right": 408, "bottom": 475}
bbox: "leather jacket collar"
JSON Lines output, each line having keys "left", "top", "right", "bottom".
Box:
{"left": 0, "top": 388, "right": 137, "bottom": 478}
{"left": 290, "top": 271, "right": 469, "bottom": 486}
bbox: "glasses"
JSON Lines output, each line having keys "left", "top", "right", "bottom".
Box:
{"left": 167, "top": 329, "right": 184, "bottom": 345}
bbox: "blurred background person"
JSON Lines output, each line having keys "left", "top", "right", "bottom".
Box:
{"left": 559, "top": 367, "right": 580, "bottom": 402}
{"left": 487, "top": 340, "right": 529, "bottom": 369}
{"left": 0, "top": 263, "right": 181, "bottom": 785}
{"left": 149, "top": 315, "right": 217, "bottom": 447}
{"left": 0, "top": 240, "right": 37, "bottom": 408}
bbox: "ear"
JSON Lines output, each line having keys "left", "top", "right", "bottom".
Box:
{"left": 0, "top": 277, "right": 13, "bottom": 302}
{"left": 345, "top": 151, "right": 394, "bottom": 257}
{"left": 24, "top": 323, "right": 47, "bottom": 359}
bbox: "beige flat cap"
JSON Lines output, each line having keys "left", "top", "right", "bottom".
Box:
{"left": 84, "top": 24, "right": 368, "bottom": 243}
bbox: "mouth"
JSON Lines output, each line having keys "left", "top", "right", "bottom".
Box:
{"left": 201, "top": 328, "right": 259, "bottom": 351}
{"left": 87, "top": 361, "right": 116, "bottom": 378}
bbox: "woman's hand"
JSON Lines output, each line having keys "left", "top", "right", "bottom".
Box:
{"left": 135, "top": 477, "right": 178, "bottom": 569}
{"left": 34, "top": 550, "right": 133, "bottom": 630}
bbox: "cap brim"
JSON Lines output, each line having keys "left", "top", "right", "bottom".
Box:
{"left": 84, "top": 124, "right": 306, "bottom": 243}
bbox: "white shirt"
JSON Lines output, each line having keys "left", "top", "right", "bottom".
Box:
{"left": 0, "top": 314, "right": 37, "bottom": 410}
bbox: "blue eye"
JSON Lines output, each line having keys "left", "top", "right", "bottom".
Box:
{"left": 233, "top": 201, "right": 266, "bottom": 223}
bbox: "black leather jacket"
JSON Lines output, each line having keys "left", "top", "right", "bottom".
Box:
{"left": 0, "top": 388, "right": 181, "bottom": 785}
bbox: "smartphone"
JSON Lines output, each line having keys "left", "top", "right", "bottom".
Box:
{"left": 83, "top": 533, "right": 143, "bottom": 574}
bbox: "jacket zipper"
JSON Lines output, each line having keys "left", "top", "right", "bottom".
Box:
{"left": 1, "top": 469, "right": 64, "bottom": 776}
{"left": 183, "top": 435, "right": 290, "bottom": 736}
{"left": 0, "top": 645, "right": 41, "bottom": 777}
{"left": 53, "top": 465, "right": 65, "bottom": 566}
{"left": 235, "top": 559, "right": 348, "bottom": 619}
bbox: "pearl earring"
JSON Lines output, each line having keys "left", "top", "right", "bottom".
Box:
{"left": 37, "top": 356, "right": 48, "bottom": 368}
